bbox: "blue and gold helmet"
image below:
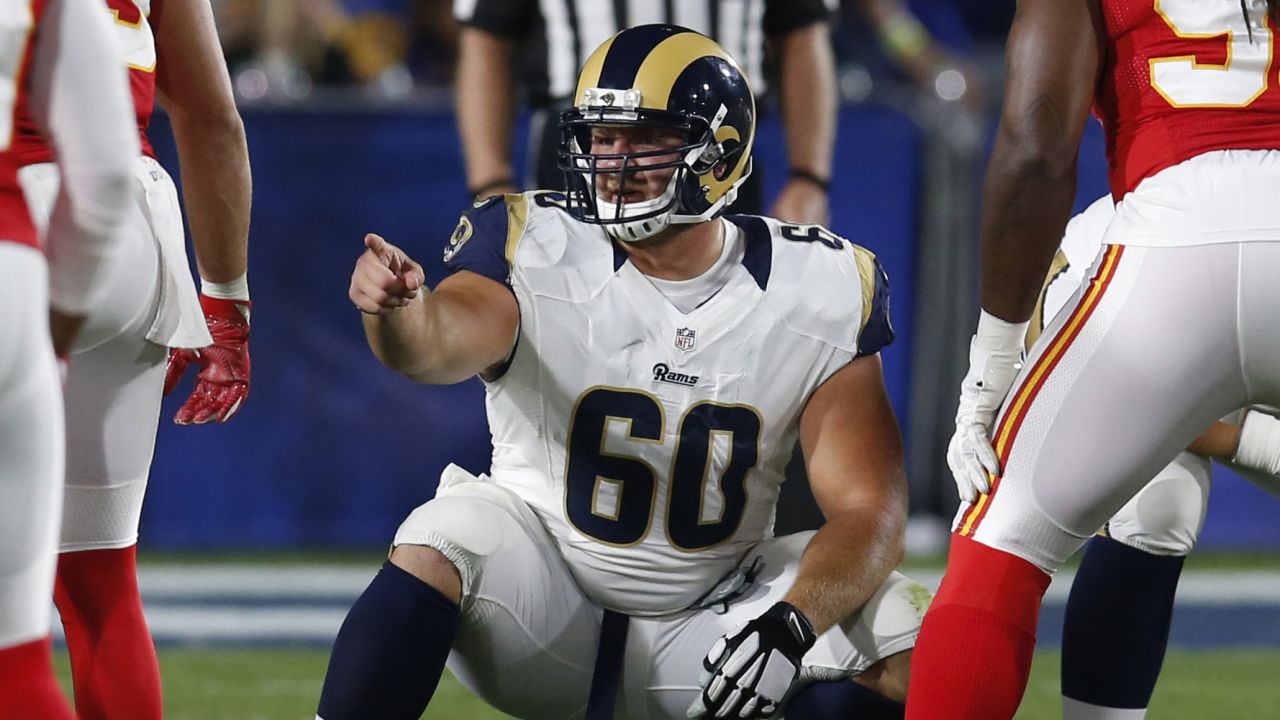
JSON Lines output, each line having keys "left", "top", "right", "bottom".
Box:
{"left": 558, "top": 24, "right": 755, "bottom": 242}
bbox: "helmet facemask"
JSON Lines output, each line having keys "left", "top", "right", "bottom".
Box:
{"left": 559, "top": 101, "right": 748, "bottom": 243}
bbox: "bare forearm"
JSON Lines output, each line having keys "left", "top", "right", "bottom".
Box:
{"left": 981, "top": 0, "right": 1102, "bottom": 322}
{"left": 782, "top": 503, "right": 905, "bottom": 634}
{"left": 776, "top": 24, "right": 835, "bottom": 178}
{"left": 362, "top": 287, "right": 512, "bottom": 384}
{"left": 171, "top": 109, "right": 251, "bottom": 283}
{"left": 363, "top": 296, "right": 438, "bottom": 379}
{"left": 1187, "top": 421, "right": 1242, "bottom": 460}
{"left": 457, "top": 30, "right": 518, "bottom": 190}
{"left": 979, "top": 134, "right": 1076, "bottom": 322}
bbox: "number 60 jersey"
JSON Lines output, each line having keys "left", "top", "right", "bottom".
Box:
{"left": 442, "top": 192, "right": 893, "bottom": 616}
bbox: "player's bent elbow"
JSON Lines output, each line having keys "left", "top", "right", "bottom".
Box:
{"left": 992, "top": 123, "right": 1078, "bottom": 182}
{"left": 169, "top": 103, "right": 246, "bottom": 146}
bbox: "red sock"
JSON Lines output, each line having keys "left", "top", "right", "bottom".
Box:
{"left": 54, "top": 546, "right": 162, "bottom": 720}
{"left": 0, "top": 636, "right": 75, "bottom": 719}
{"left": 905, "top": 534, "right": 1052, "bottom": 720}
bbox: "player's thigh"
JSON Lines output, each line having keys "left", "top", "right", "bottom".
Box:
{"left": 960, "top": 245, "right": 1248, "bottom": 571}
{"left": 1105, "top": 452, "right": 1211, "bottom": 557}
{"left": 18, "top": 161, "right": 161, "bottom": 351}
{"left": 393, "top": 473, "right": 597, "bottom": 720}
{"left": 1240, "top": 241, "right": 1280, "bottom": 404}
{"left": 60, "top": 329, "right": 167, "bottom": 552}
{"left": 630, "top": 532, "right": 928, "bottom": 718}
{"left": 0, "top": 246, "right": 63, "bottom": 646}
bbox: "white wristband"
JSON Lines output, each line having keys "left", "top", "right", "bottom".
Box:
{"left": 201, "top": 272, "right": 249, "bottom": 302}
{"left": 1234, "top": 410, "right": 1280, "bottom": 476}
{"left": 974, "top": 309, "right": 1029, "bottom": 355}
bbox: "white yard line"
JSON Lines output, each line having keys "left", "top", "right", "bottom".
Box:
{"left": 134, "top": 565, "right": 1280, "bottom": 605}
{"left": 54, "top": 564, "right": 1274, "bottom": 645}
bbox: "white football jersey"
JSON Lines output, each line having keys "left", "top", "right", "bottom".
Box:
{"left": 443, "top": 191, "right": 894, "bottom": 616}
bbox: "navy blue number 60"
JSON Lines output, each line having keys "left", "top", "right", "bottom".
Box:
{"left": 565, "top": 388, "right": 761, "bottom": 550}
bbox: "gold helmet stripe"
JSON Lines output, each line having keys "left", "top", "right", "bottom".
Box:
{"left": 574, "top": 34, "right": 619, "bottom": 105}
{"left": 632, "top": 33, "right": 741, "bottom": 110}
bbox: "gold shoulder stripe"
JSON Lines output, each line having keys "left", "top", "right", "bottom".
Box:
{"left": 504, "top": 193, "right": 529, "bottom": 265}
{"left": 633, "top": 33, "right": 739, "bottom": 110}
{"left": 574, "top": 35, "right": 618, "bottom": 105}
{"left": 852, "top": 244, "right": 878, "bottom": 333}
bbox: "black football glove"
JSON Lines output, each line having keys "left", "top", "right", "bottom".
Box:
{"left": 687, "top": 601, "right": 817, "bottom": 719}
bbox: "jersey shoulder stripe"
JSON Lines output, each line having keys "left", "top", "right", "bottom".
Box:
{"left": 726, "top": 214, "right": 773, "bottom": 289}
{"left": 442, "top": 192, "right": 528, "bottom": 285}
{"left": 734, "top": 214, "right": 893, "bottom": 355}
{"left": 852, "top": 245, "right": 894, "bottom": 358}
{"left": 505, "top": 191, "right": 625, "bottom": 302}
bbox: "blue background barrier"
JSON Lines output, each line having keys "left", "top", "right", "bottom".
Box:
{"left": 139, "top": 107, "right": 1279, "bottom": 549}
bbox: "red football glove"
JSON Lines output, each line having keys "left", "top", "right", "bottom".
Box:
{"left": 164, "top": 294, "right": 251, "bottom": 425}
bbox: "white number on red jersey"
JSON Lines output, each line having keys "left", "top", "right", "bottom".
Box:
{"left": 108, "top": 0, "right": 154, "bottom": 72}
{"left": 1151, "top": 0, "right": 1273, "bottom": 108}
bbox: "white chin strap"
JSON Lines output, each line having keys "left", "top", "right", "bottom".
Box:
{"left": 594, "top": 173, "right": 679, "bottom": 243}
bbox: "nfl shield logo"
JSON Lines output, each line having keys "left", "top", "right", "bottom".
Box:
{"left": 674, "top": 327, "right": 696, "bottom": 352}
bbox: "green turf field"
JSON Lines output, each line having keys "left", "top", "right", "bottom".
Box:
{"left": 53, "top": 647, "right": 1280, "bottom": 719}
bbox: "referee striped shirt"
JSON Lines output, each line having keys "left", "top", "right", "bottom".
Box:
{"left": 454, "top": 0, "right": 836, "bottom": 104}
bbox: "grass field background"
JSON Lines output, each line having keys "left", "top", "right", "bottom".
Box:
{"left": 46, "top": 551, "right": 1280, "bottom": 719}
{"left": 53, "top": 648, "right": 1280, "bottom": 719}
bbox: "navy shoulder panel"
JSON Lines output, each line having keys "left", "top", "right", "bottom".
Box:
{"left": 443, "top": 194, "right": 516, "bottom": 285}
{"left": 726, "top": 214, "right": 773, "bottom": 290}
{"left": 855, "top": 250, "right": 894, "bottom": 358}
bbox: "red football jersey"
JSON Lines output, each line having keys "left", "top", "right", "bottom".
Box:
{"left": 1095, "top": 0, "right": 1280, "bottom": 198}
{"left": 0, "top": 0, "right": 47, "bottom": 249}
{"left": 11, "top": 0, "right": 156, "bottom": 165}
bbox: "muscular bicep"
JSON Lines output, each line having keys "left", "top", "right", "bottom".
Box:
{"left": 425, "top": 270, "right": 520, "bottom": 378}
{"left": 997, "top": 0, "right": 1105, "bottom": 166}
{"left": 798, "top": 354, "right": 907, "bottom": 521}
{"left": 151, "top": 0, "right": 236, "bottom": 119}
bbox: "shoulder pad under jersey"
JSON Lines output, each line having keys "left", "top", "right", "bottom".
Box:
{"left": 503, "top": 191, "right": 623, "bottom": 302}
{"left": 728, "top": 215, "right": 893, "bottom": 356}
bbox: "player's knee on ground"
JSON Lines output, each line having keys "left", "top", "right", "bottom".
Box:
{"left": 1106, "top": 453, "right": 1210, "bottom": 557}
{"left": 852, "top": 649, "right": 912, "bottom": 702}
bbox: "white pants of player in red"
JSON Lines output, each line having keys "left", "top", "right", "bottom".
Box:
{"left": 19, "top": 156, "right": 205, "bottom": 551}
{"left": 955, "top": 239, "right": 1280, "bottom": 572}
{"left": 393, "top": 465, "right": 926, "bottom": 720}
{"left": 0, "top": 244, "right": 63, "bottom": 648}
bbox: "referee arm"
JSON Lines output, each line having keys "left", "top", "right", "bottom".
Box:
{"left": 768, "top": 16, "right": 836, "bottom": 225}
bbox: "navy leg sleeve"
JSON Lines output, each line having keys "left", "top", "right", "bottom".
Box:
{"left": 1061, "top": 536, "right": 1185, "bottom": 709}
{"left": 784, "top": 678, "right": 904, "bottom": 719}
{"left": 317, "top": 561, "right": 461, "bottom": 720}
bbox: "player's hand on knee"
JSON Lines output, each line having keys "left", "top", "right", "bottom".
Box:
{"left": 948, "top": 419, "right": 996, "bottom": 503}
{"left": 164, "top": 295, "right": 251, "bottom": 425}
{"left": 948, "top": 312, "right": 1027, "bottom": 501}
{"left": 349, "top": 233, "right": 426, "bottom": 315}
{"left": 687, "top": 602, "right": 816, "bottom": 719}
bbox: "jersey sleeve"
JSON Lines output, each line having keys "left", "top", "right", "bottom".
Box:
{"left": 36, "top": 0, "right": 139, "bottom": 315}
{"left": 851, "top": 245, "right": 894, "bottom": 358}
{"left": 442, "top": 194, "right": 524, "bottom": 285}
{"left": 762, "top": 0, "right": 836, "bottom": 35}
{"left": 454, "top": 0, "right": 539, "bottom": 39}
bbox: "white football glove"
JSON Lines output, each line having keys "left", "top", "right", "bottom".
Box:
{"left": 947, "top": 311, "right": 1028, "bottom": 503}
{"left": 1233, "top": 409, "right": 1280, "bottom": 477}
{"left": 687, "top": 602, "right": 816, "bottom": 720}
